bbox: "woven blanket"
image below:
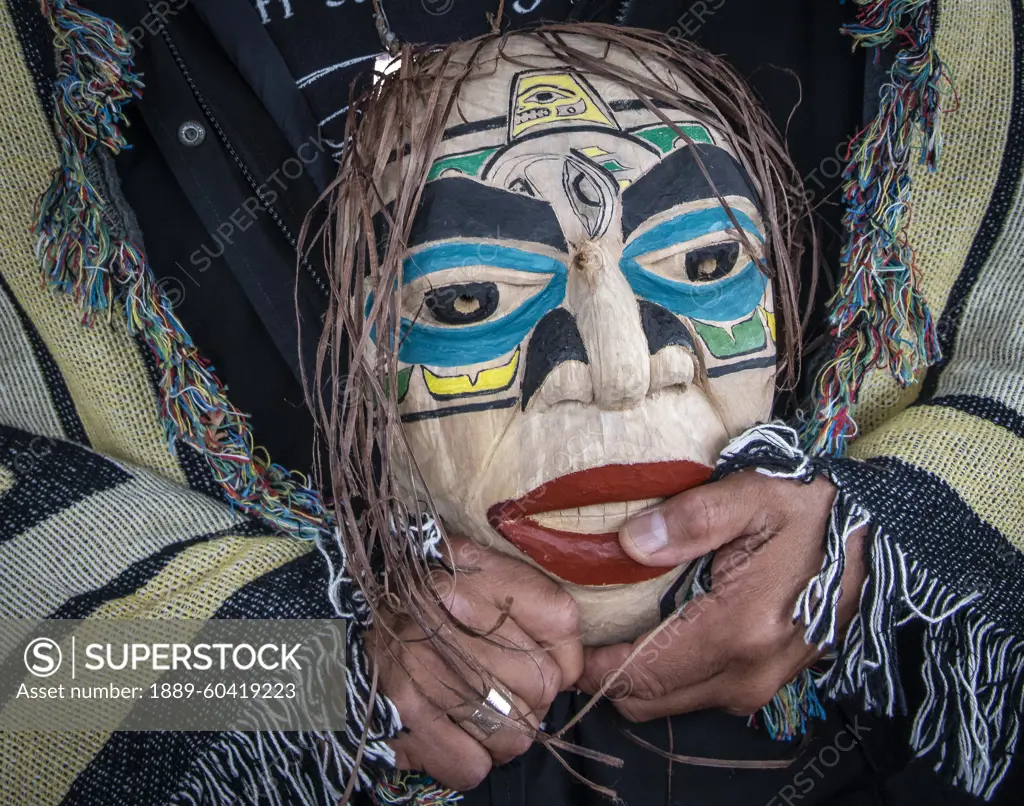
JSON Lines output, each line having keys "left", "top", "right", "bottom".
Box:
{"left": 0, "top": 0, "right": 1021, "bottom": 803}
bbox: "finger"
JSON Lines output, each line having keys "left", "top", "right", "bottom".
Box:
{"left": 619, "top": 472, "right": 770, "bottom": 566}
{"left": 576, "top": 642, "right": 633, "bottom": 696}
{"left": 388, "top": 697, "right": 492, "bottom": 791}
{"left": 498, "top": 583, "right": 583, "bottom": 690}
{"left": 433, "top": 596, "right": 564, "bottom": 715}
{"left": 402, "top": 634, "right": 543, "bottom": 766}
{"left": 576, "top": 639, "right": 729, "bottom": 721}
{"left": 449, "top": 688, "right": 541, "bottom": 765}
{"left": 386, "top": 658, "right": 493, "bottom": 791}
{"left": 441, "top": 544, "right": 584, "bottom": 688}
{"left": 577, "top": 599, "right": 729, "bottom": 696}
{"left": 607, "top": 673, "right": 729, "bottom": 722}
{"left": 608, "top": 646, "right": 821, "bottom": 721}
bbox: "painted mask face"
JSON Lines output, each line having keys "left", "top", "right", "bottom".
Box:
{"left": 370, "top": 36, "right": 776, "bottom": 645}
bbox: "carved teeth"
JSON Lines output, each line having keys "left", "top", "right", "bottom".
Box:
{"left": 531, "top": 498, "right": 664, "bottom": 534}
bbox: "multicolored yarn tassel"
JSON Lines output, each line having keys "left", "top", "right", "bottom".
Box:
{"left": 374, "top": 772, "right": 463, "bottom": 805}
{"left": 802, "top": 0, "right": 949, "bottom": 456}
{"left": 34, "top": 0, "right": 141, "bottom": 318}
{"left": 754, "top": 669, "right": 827, "bottom": 741}
{"left": 34, "top": 0, "right": 326, "bottom": 540}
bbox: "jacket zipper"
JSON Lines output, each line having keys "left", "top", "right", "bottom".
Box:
{"left": 156, "top": 25, "right": 330, "bottom": 299}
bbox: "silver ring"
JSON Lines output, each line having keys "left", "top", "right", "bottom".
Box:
{"left": 485, "top": 687, "right": 513, "bottom": 717}
{"left": 463, "top": 687, "right": 514, "bottom": 738}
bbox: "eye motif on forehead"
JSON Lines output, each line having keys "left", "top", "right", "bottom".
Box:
{"left": 519, "top": 84, "right": 580, "bottom": 119}
{"left": 511, "top": 71, "right": 616, "bottom": 139}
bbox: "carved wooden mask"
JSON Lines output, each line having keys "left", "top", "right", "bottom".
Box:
{"left": 367, "top": 34, "right": 776, "bottom": 644}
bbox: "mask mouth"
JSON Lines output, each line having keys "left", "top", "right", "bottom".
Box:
{"left": 486, "top": 460, "right": 711, "bottom": 586}
{"left": 531, "top": 498, "right": 664, "bottom": 534}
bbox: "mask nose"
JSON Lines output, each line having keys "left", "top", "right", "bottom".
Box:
{"left": 567, "top": 240, "right": 650, "bottom": 410}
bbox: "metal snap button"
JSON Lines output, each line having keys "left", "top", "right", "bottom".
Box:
{"left": 177, "top": 120, "right": 206, "bottom": 147}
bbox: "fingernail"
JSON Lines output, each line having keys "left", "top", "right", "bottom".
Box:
{"left": 621, "top": 509, "right": 668, "bottom": 558}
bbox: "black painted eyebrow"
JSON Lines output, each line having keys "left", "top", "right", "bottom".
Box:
{"left": 620, "top": 144, "right": 760, "bottom": 239}
{"left": 373, "top": 176, "right": 568, "bottom": 255}
{"left": 609, "top": 98, "right": 715, "bottom": 116}
{"left": 442, "top": 116, "right": 505, "bottom": 140}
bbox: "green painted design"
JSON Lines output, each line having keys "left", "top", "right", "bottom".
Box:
{"left": 601, "top": 159, "right": 627, "bottom": 172}
{"left": 633, "top": 123, "right": 713, "bottom": 153}
{"left": 427, "top": 147, "right": 500, "bottom": 182}
{"left": 396, "top": 366, "right": 412, "bottom": 402}
{"left": 382, "top": 366, "right": 413, "bottom": 403}
{"left": 693, "top": 314, "right": 766, "bottom": 359}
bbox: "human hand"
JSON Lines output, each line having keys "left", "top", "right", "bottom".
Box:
{"left": 368, "top": 536, "right": 583, "bottom": 790}
{"left": 578, "top": 472, "right": 866, "bottom": 721}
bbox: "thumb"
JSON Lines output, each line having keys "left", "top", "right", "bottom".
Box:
{"left": 577, "top": 644, "right": 634, "bottom": 696}
{"left": 618, "top": 472, "right": 763, "bottom": 566}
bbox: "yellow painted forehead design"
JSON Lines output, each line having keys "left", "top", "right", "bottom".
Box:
{"left": 509, "top": 70, "right": 617, "bottom": 139}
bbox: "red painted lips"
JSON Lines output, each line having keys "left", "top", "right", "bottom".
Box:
{"left": 487, "top": 461, "right": 713, "bottom": 586}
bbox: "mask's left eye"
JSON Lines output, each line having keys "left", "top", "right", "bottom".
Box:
{"left": 424, "top": 282, "right": 498, "bottom": 325}
{"left": 635, "top": 237, "right": 756, "bottom": 285}
{"left": 685, "top": 242, "right": 741, "bottom": 282}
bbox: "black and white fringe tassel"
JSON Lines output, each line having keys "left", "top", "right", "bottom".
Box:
{"left": 174, "top": 519, "right": 452, "bottom": 805}
{"left": 173, "top": 622, "right": 402, "bottom": 806}
{"left": 717, "top": 423, "right": 1022, "bottom": 800}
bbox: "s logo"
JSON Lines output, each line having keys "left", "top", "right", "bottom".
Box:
{"left": 24, "top": 637, "right": 62, "bottom": 678}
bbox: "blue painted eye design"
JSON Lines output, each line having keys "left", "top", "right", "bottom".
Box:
{"left": 394, "top": 243, "right": 567, "bottom": 367}
{"left": 620, "top": 206, "right": 768, "bottom": 323}
{"left": 374, "top": 204, "right": 767, "bottom": 369}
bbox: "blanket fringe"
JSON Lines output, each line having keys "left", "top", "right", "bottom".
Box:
{"left": 36, "top": 0, "right": 327, "bottom": 539}
{"left": 722, "top": 423, "right": 1023, "bottom": 799}
{"left": 172, "top": 622, "right": 408, "bottom": 804}
{"left": 756, "top": 671, "right": 827, "bottom": 741}
{"left": 802, "top": 0, "right": 949, "bottom": 456}
{"left": 174, "top": 731, "right": 346, "bottom": 806}
{"left": 814, "top": 524, "right": 1024, "bottom": 800}
{"left": 373, "top": 772, "right": 464, "bottom": 805}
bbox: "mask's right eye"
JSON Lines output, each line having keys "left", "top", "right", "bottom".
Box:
{"left": 390, "top": 243, "right": 568, "bottom": 366}
{"left": 424, "top": 282, "right": 498, "bottom": 325}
